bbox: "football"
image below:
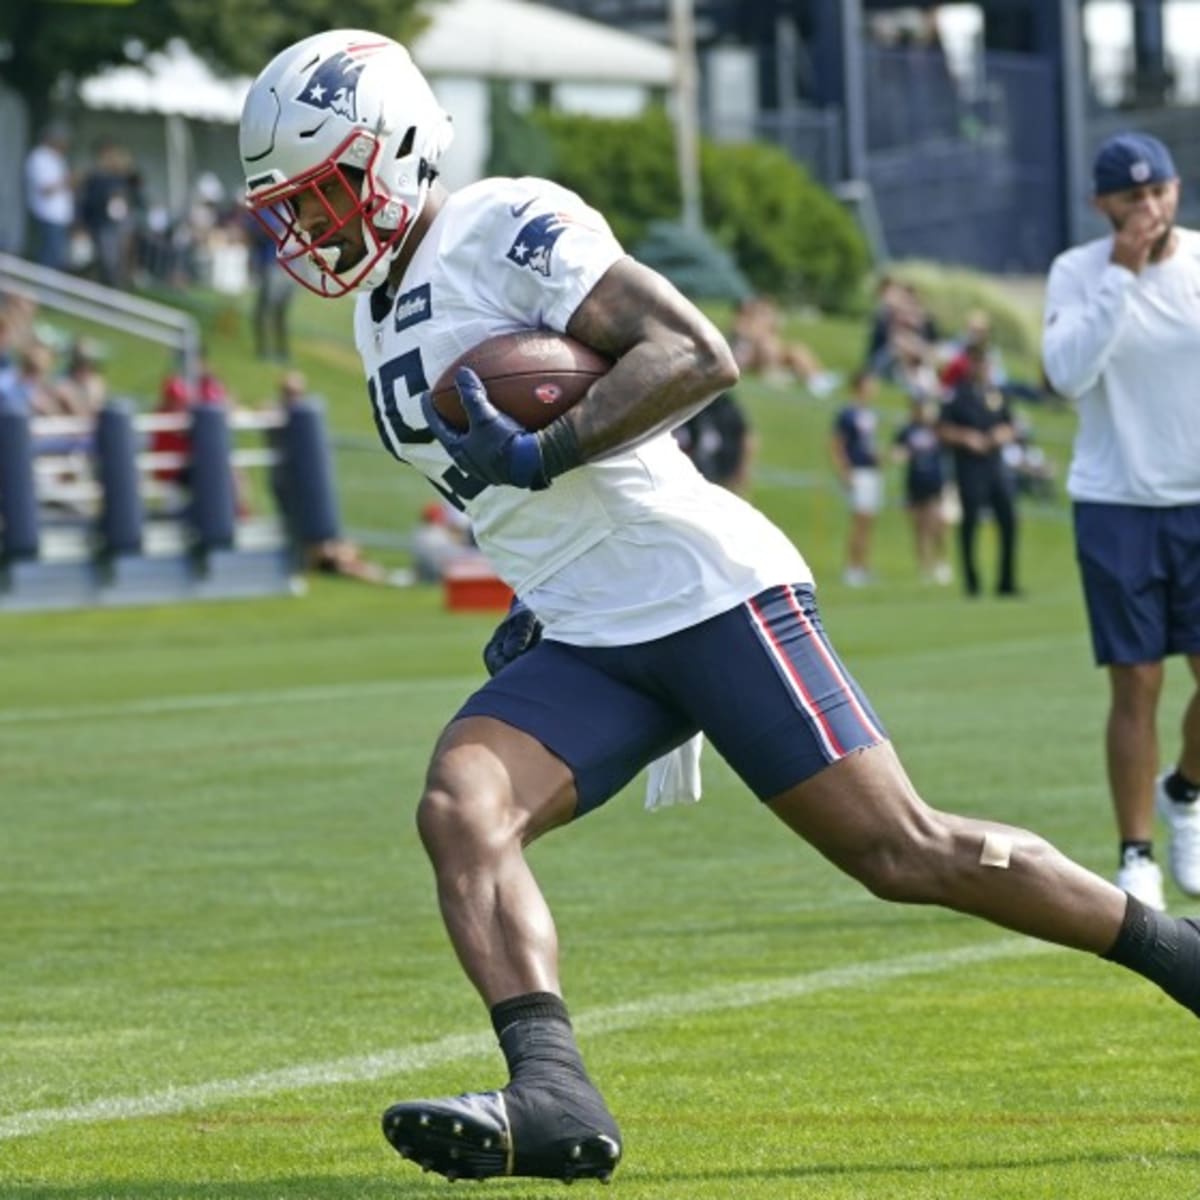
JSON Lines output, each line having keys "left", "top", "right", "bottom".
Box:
{"left": 430, "top": 331, "right": 611, "bottom": 432}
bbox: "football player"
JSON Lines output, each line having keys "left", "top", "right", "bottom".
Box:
{"left": 240, "top": 30, "right": 1200, "bottom": 1185}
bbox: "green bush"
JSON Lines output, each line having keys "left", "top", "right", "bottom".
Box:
{"left": 630, "top": 220, "right": 753, "bottom": 304}
{"left": 487, "top": 104, "right": 867, "bottom": 312}
{"left": 699, "top": 140, "right": 868, "bottom": 312}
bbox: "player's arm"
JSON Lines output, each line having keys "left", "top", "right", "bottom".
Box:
{"left": 421, "top": 257, "right": 738, "bottom": 490}
{"left": 560, "top": 257, "right": 739, "bottom": 460}
{"left": 1041, "top": 253, "right": 1135, "bottom": 399}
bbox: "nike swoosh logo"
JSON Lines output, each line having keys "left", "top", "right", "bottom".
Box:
{"left": 510, "top": 197, "right": 535, "bottom": 218}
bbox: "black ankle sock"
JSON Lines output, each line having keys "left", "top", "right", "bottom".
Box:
{"left": 490, "top": 992, "right": 589, "bottom": 1083}
{"left": 491, "top": 992, "right": 571, "bottom": 1038}
{"left": 488, "top": 993, "right": 620, "bottom": 1174}
{"left": 1102, "top": 895, "right": 1200, "bottom": 1016}
{"left": 1119, "top": 839, "right": 1154, "bottom": 867}
{"left": 1164, "top": 769, "right": 1200, "bottom": 804}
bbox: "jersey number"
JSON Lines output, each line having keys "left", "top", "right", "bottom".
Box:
{"left": 368, "top": 348, "right": 486, "bottom": 510}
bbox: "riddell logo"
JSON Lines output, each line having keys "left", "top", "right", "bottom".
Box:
{"left": 534, "top": 383, "right": 563, "bottom": 405}
{"left": 393, "top": 283, "right": 432, "bottom": 332}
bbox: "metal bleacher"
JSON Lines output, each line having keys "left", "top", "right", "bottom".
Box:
{"left": 0, "top": 254, "right": 315, "bottom": 610}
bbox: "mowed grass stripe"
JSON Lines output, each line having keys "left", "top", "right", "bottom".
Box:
{"left": 0, "top": 936, "right": 1045, "bottom": 1142}
{"left": 0, "top": 676, "right": 478, "bottom": 726}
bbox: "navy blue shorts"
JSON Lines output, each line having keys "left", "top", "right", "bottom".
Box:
{"left": 1073, "top": 501, "right": 1200, "bottom": 665}
{"left": 456, "top": 583, "right": 888, "bottom": 816}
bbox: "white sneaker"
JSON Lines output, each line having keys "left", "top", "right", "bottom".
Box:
{"left": 1156, "top": 771, "right": 1200, "bottom": 896}
{"left": 1115, "top": 851, "right": 1166, "bottom": 911}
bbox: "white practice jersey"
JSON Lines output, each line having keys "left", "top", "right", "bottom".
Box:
{"left": 1043, "top": 228, "right": 1200, "bottom": 506}
{"left": 353, "top": 176, "right": 810, "bottom": 646}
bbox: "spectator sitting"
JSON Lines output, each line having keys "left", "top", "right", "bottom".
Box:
{"left": 411, "top": 498, "right": 474, "bottom": 583}
{"left": 868, "top": 278, "right": 940, "bottom": 382}
{"left": 51, "top": 337, "right": 107, "bottom": 419}
{"left": 730, "top": 296, "right": 841, "bottom": 396}
{"left": 0, "top": 341, "right": 56, "bottom": 418}
{"left": 939, "top": 310, "right": 1046, "bottom": 405}
{"left": 150, "top": 349, "right": 251, "bottom": 514}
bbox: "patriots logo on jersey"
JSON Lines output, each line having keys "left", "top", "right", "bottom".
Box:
{"left": 296, "top": 48, "right": 374, "bottom": 122}
{"left": 506, "top": 212, "right": 570, "bottom": 277}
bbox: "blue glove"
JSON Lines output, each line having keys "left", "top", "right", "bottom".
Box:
{"left": 421, "top": 367, "right": 549, "bottom": 490}
{"left": 483, "top": 597, "right": 543, "bottom": 676}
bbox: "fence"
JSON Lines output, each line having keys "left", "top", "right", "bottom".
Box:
{"left": 0, "top": 397, "right": 341, "bottom": 611}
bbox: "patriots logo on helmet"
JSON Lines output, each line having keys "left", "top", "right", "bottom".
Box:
{"left": 506, "top": 212, "right": 570, "bottom": 277}
{"left": 296, "top": 50, "right": 369, "bottom": 122}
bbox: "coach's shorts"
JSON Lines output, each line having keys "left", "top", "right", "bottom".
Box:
{"left": 1073, "top": 501, "right": 1200, "bottom": 665}
{"left": 456, "top": 583, "right": 888, "bottom": 816}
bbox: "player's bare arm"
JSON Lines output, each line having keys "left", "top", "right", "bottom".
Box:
{"left": 563, "top": 257, "right": 739, "bottom": 458}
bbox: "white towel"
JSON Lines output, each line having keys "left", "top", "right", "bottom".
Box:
{"left": 644, "top": 734, "right": 704, "bottom": 811}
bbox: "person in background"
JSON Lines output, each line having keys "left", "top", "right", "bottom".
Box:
{"left": 674, "top": 389, "right": 756, "bottom": 495}
{"left": 247, "top": 203, "right": 298, "bottom": 362}
{"left": 23, "top": 123, "right": 74, "bottom": 273}
{"left": 150, "top": 348, "right": 252, "bottom": 516}
{"left": 78, "top": 140, "right": 139, "bottom": 289}
{"left": 1042, "top": 130, "right": 1200, "bottom": 912}
{"left": 0, "top": 341, "right": 56, "bottom": 418}
{"left": 892, "top": 394, "right": 951, "bottom": 585}
{"left": 51, "top": 337, "right": 107, "bottom": 419}
{"left": 830, "top": 371, "right": 884, "bottom": 586}
{"left": 937, "top": 342, "right": 1020, "bottom": 598}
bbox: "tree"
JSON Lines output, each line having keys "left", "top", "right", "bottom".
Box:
{"left": 2, "top": 0, "right": 434, "bottom": 128}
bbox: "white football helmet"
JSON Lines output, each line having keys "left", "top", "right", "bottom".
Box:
{"left": 239, "top": 29, "right": 454, "bottom": 297}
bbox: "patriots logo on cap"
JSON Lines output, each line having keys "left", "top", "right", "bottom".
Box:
{"left": 506, "top": 212, "right": 571, "bottom": 277}
{"left": 1130, "top": 160, "right": 1152, "bottom": 183}
{"left": 296, "top": 45, "right": 383, "bottom": 122}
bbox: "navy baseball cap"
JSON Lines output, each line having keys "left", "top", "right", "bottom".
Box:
{"left": 1093, "top": 132, "right": 1177, "bottom": 196}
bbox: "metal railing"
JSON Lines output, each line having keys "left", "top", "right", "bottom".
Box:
{"left": 0, "top": 252, "right": 201, "bottom": 382}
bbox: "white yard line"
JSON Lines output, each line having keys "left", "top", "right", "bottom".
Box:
{"left": 0, "top": 937, "right": 1049, "bottom": 1141}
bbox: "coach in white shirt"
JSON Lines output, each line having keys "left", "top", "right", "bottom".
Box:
{"left": 1043, "top": 131, "right": 1200, "bottom": 912}
{"left": 23, "top": 123, "right": 74, "bottom": 272}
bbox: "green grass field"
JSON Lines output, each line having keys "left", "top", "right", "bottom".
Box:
{"left": 5, "top": 295, "right": 1200, "bottom": 1198}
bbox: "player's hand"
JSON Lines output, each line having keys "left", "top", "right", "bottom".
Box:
{"left": 1111, "top": 210, "right": 1167, "bottom": 274}
{"left": 483, "top": 596, "right": 543, "bottom": 676}
{"left": 421, "top": 367, "right": 550, "bottom": 490}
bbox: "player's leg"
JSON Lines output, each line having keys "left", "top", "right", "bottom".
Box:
{"left": 417, "top": 715, "right": 577, "bottom": 1003}
{"left": 384, "top": 642, "right": 691, "bottom": 1183}
{"left": 769, "top": 740, "right": 1200, "bottom": 1016}
{"left": 768, "top": 741, "right": 1125, "bottom": 951}
{"left": 671, "top": 583, "right": 1200, "bottom": 1019}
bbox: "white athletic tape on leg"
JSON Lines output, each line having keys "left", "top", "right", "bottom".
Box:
{"left": 979, "top": 832, "right": 1014, "bottom": 869}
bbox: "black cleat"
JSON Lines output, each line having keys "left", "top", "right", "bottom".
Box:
{"left": 382, "top": 1085, "right": 622, "bottom": 1184}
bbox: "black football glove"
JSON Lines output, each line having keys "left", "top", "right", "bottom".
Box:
{"left": 421, "top": 367, "right": 550, "bottom": 490}
{"left": 483, "top": 596, "right": 543, "bottom": 676}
